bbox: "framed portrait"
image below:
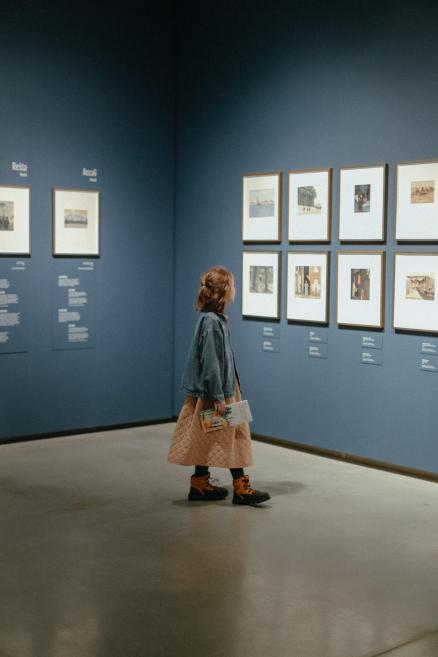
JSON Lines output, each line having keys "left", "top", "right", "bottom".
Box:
{"left": 242, "top": 172, "right": 281, "bottom": 242}
{"left": 337, "top": 251, "right": 385, "bottom": 328}
{"left": 53, "top": 189, "right": 100, "bottom": 256}
{"left": 393, "top": 253, "right": 438, "bottom": 333}
{"left": 396, "top": 161, "right": 438, "bottom": 241}
{"left": 339, "top": 164, "right": 387, "bottom": 242}
{"left": 0, "top": 185, "right": 30, "bottom": 255}
{"left": 242, "top": 251, "right": 281, "bottom": 319}
{"left": 286, "top": 251, "right": 330, "bottom": 323}
{"left": 288, "top": 168, "right": 332, "bottom": 242}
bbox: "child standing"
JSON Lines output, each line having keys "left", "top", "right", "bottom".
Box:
{"left": 168, "top": 266, "right": 270, "bottom": 505}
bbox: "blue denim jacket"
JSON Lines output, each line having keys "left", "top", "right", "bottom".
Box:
{"left": 181, "top": 312, "right": 238, "bottom": 402}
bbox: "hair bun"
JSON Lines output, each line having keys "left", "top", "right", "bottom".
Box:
{"left": 196, "top": 266, "right": 232, "bottom": 313}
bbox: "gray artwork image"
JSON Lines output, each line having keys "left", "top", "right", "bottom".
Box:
{"left": 295, "top": 266, "right": 321, "bottom": 299}
{"left": 351, "top": 269, "right": 370, "bottom": 300}
{"left": 297, "top": 186, "right": 322, "bottom": 215}
{"left": 354, "top": 185, "right": 371, "bottom": 213}
{"left": 250, "top": 266, "right": 274, "bottom": 294}
{"left": 405, "top": 273, "right": 435, "bottom": 300}
{"left": 411, "top": 181, "right": 435, "bottom": 204}
{"left": 249, "top": 188, "right": 275, "bottom": 218}
{"left": 64, "top": 209, "right": 88, "bottom": 229}
{"left": 0, "top": 201, "right": 14, "bottom": 231}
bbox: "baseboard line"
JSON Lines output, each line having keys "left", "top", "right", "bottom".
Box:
{"left": 252, "top": 433, "right": 438, "bottom": 484}
{"left": 4, "top": 422, "right": 437, "bottom": 484}
{"left": 0, "top": 417, "right": 179, "bottom": 446}
{"left": 369, "top": 630, "right": 438, "bottom": 656}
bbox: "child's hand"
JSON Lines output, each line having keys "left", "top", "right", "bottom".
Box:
{"left": 214, "top": 401, "right": 226, "bottom": 415}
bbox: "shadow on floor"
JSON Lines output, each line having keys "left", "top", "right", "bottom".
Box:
{"left": 251, "top": 480, "right": 306, "bottom": 496}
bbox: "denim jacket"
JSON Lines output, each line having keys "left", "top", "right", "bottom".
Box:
{"left": 181, "top": 312, "right": 238, "bottom": 403}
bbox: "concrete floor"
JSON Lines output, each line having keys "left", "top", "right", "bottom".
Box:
{"left": 1, "top": 424, "right": 438, "bottom": 657}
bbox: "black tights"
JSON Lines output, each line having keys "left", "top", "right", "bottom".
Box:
{"left": 194, "top": 465, "right": 244, "bottom": 479}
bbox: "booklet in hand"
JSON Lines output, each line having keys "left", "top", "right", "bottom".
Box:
{"left": 200, "top": 400, "right": 253, "bottom": 433}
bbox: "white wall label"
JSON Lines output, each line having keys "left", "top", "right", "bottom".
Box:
{"left": 421, "top": 341, "right": 438, "bottom": 355}
{"left": 263, "top": 326, "right": 280, "bottom": 338}
{"left": 361, "top": 334, "right": 383, "bottom": 350}
{"left": 361, "top": 350, "right": 383, "bottom": 365}
{"left": 262, "top": 339, "right": 280, "bottom": 353}
{"left": 420, "top": 357, "right": 438, "bottom": 373}
{"left": 11, "top": 162, "right": 28, "bottom": 178}
{"left": 82, "top": 167, "right": 97, "bottom": 183}
{"left": 309, "top": 344, "right": 328, "bottom": 359}
{"left": 309, "top": 328, "right": 328, "bottom": 344}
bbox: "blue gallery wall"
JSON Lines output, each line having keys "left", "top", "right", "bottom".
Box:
{"left": 174, "top": 0, "right": 438, "bottom": 473}
{"left": 0, "top": 0, "right": 174, "bottom": 440}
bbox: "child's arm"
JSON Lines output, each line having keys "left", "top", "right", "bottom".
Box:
{"left": 199, "top": 324, "right": 226, "bottom": 406}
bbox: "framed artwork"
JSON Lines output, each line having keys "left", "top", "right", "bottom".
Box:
{"left": 242, "top": 251, "right": 281, "bottom": 319}
{"left": 286, "top": 251, "right": 330, "bottom": 323}
{"left": 393, "top": 253, "right": 438, "bottom": 333}
{"left": 396, "top": 160, "right": 438, "bottom": 241}
{"left": 53, "top": 189, "right": 100, "bottom": 256}
{"left": 0, "top": 185, "right": 30, "bottom": 255}
{"left": 242, "top": 172, "right": 281, "bottom": 242}
{"left": 339, "top": 164, "right": 387, "bottom": 242}
{"left": 337, "top": 251, "right": 385, "bottom": 328}
{"left": 288, "top": 168, "right": 332, "bottom": 242}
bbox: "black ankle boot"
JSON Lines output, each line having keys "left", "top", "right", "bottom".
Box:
{"left": 188, "top": 475, "right": 229, "bottom": 501}
{"left": 232, "top": 475, "right": 270, "bottom": 505}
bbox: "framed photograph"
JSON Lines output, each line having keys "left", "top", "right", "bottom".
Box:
{"left": 393, "top": 253, "right": 438, "bottom": 333}
{"left": 339, "top": 164, "right": 387, "bottom": 242}
{"left": 242, "top": 251, "right": 281, "bottom": 319}
{"left": 288, "top": 168, "right": 332, "bottom": 242}
{"left": 396, "top": 161, "right": 438, "bottom": 241}
{"left": 337, "top": 251, "right": 385, "bottom": 328}
{"left": 0, "top": 185, "right": 30, "bottom": 255}
{"left": 286, "top": 251, "right": 330, "bottom": 323}
{"left": 53, "top": 189, "right": 100, "bottom": 256}
{"left": 242, "top": 172, "right": 281, "bottom": 242}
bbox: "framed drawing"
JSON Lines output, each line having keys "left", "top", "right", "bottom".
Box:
{"left": 242, "top": 172, "right": 281, "bottom": 242}
{"left": 286, "top": 251, "right": 330, "bottom": 323}
{"left": 288, "top": 168, "right": 332, "bottom": 242}
{"left": 242, "top": 251, "right": 281, "bottom": 319}
{"left": 396, "top": 160, "right": 438, "bottom": 241}
{"left": 0, "top": 185, "right": 30, "bottom": 255}
{"left": 393, "top": 253, "right": 438, "bottom": 333}
{"left": 337, "top": 251, "right": 385, "bottom": 328}
{"left": 339, "top": 164, "right": 387, "bottom": 242}
{"left": 53, "top": 189, "right": 100, "bottom": 256}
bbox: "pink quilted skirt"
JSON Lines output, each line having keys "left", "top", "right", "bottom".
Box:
{"left": 168, "top": 390, "right": 253, "bottom": 468}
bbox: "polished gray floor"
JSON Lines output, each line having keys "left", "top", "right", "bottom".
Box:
{"left": 1, "top": 424, "right": 438, "bottom": 657}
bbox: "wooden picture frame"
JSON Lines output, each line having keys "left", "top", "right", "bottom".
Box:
{"left": 337, "top": 250, "right": 385, "bottom": 328}
{"left": 393, "top": 252, "right": 438, "bottom": 333}
{"left": 0, "top": 185, "right": 30, "bottom": 256}
{"left": 242, "top": 250, "right": 281, "bottom": 319}
{"left": 339, "top": 164, "right": 387, "bottom": 242}
{"left": 53, "top": 189, "right": 100, "bottom": 256}
{"left": 286, "top": 251, "right": 330, "bottom": 324}
{"left": 396, "top": 160, "right": 438, "bottom": 242}
{"left": 288, "top": 168, "right": 332, "bottom": 242}
{"left": 242, "top": 172, "right": 282, "bottom": 243}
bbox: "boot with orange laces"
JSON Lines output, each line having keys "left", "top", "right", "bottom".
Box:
{"left": 188, "top": 471, "right": 228, "bottom": 501}
{"left": 233, "top": 474, "right": 270, "bottom": 505}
